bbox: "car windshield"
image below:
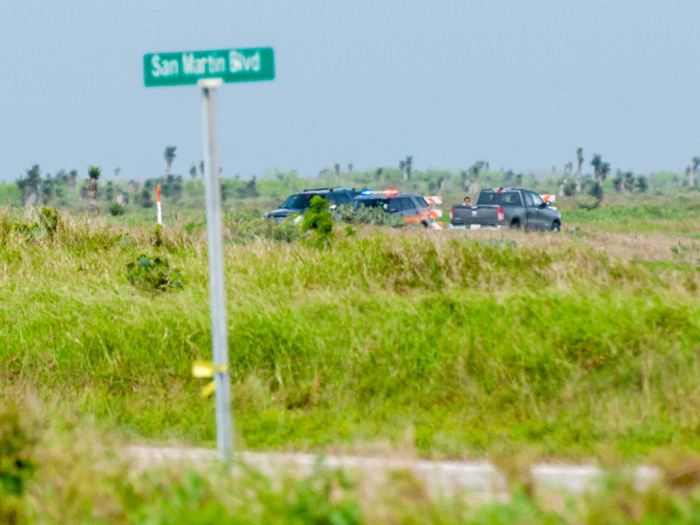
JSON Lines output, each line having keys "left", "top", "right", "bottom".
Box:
{"left": 476, "top": 191, "right": 522, "bottom": 206}
{"left": 353, "top": 198, "right": 389, "bottom": 209}
{"left": 281, "top": 194, "right": 316, "bottom": 209}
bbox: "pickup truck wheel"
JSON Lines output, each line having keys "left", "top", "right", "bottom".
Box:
{"left": 550, "top": 220, "right": 561, "bottom": 232}
{"left": 509, "top": 219, "right": 521, "bottom": 229}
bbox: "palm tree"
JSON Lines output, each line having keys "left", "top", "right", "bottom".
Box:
{"left": 575, "top": 148, "right": 584, "bottom": 193}
{"left": 564, "top": 162, "right": 573, "bottom": 175}
{"left": 190, "top": 164, "right": 197, "bottom": 181}
{"left": 437, "top": 176, "right": 445, "bottom": 192}
{"left": 613, "top": 170, "right": 624, "bottom": 193}
{"left": 87, "top": 166, "right": 101, "bottom": 215}
{"left": 591, "top": 154, "right": 610, "bottom": 184}
{"left": 690, "top": 157, "right": 700, "bottom": 188}
{"left": 466, "top": 162, "right": 483, "bottom": 193}
{"left": 114, "top": 167, "right": 121, "bottom": 181}
{"left": 334, "top": 163, "right": 340, "bottom": 184}
{"left": 68, "top": 170, "right": 78, "bottom": 196}
{"left": 163, "top": 146, "right": 177, "bottom": 177}
{"left": 400, "top": 156, "right": 413, "bottom": 181}
{"left": 624, "top": 171, "right": 635, "bottom": 193}
{"left": 636, "top": 176, "right": 649, "bottom": 193}
{"left": 21, "top": 165, "right": 42, "bottom": 206}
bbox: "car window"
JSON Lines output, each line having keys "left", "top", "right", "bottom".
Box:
{"left": 281, "top": 194, "right": 314, "bottom": 209}
{"left": 530, "top": 192, "right": 544, "bottom": 206}
{"left": 388, "top": 198, "right": 400, "bottom": 213}
{"left": 353, "top": 198, "right": 388, "bottom": 210}
{"left": 476, "top": 191, "right": 522, "bottom": 206}
{"left": 415, "top": 196, "right": 429, "bottom": 208}
{"left": 333, "top": 193, "right": 351, "bottom": 205}
{"left": 522, "top": 192, "right": 534, "bottom": 207}
{"left": 398, "top": 197, "right": 415, "bottom": 211}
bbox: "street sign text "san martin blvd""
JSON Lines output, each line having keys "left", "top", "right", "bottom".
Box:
{"left": 143, "top": 48, "right": 274, "bottom": 87}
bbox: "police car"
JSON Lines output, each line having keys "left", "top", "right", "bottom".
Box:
{"left": 352, "top": 190, "right": 431, "bottom": 226}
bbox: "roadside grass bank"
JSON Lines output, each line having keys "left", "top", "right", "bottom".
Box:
{"left": 1, "top": 212, "right": 700, "bottom": 459}
{"left": 5, "top": 402, "right": 700, "bottom": 524}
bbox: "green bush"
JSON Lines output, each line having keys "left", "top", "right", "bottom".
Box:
{"left": 0, "top": 403, "right": 36, "bottom": 524}
{"left": 126, "top": 255, "right": 183, "bottom": 292}
{"left": 108, "top": 203, "right": 125, "bottom": 216}
{"left": 225, "top": 210, "right": 300, "bottom": 244}
{"left": 301, "top": 196, "right": 334, "bottom": 248}
{"left": 346, "top": 203, "right": 405, "bottom": 227}
{"left": 11, "top": 221, "right": 41, "bottom": 239}
{"left": 39, "top": 207, "right": 59, "bottom": 235}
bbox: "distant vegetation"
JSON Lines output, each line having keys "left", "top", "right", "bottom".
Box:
{"left": 2, "top": 147, "right": 698, "bottom": 218}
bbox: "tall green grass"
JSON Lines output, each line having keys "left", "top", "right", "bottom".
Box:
{"left": 1, "top": 211, "right": 699, "bottom": 458}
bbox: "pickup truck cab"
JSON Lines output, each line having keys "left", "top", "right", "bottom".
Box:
{"left": 450, "top": 188, "right": 561, "bottom": 231}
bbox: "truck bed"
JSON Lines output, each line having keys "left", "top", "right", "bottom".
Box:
{"left": 450, "top": 205, "right": 503, "bottom": 228}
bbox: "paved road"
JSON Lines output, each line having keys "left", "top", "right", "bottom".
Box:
{"left": 125, "top": 445, "right": 660, "bottom": 496}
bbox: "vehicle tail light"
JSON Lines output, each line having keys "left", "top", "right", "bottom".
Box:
{"left": 497, "top": 207, "right": 504, "bottom": 222}
{"left": 450, "top": 207, "right": 454, "bottom": 220}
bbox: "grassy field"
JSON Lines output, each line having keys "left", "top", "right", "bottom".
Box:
{"left": 5, "top": 389, "right": 700, "bottom": 524}
{"left": 1, "top": 205, "right": 699, "bottom": 462}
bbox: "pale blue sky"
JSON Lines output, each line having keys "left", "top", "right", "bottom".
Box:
{"left": 1, "top": 0, "right": 698, "bottom": 181}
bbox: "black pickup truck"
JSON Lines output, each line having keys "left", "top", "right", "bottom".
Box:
{"left": 450, "top": 188, "right": 562, "bottom": 231}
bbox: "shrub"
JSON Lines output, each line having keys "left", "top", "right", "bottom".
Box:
{"left": 11, "top": 221, "right": 41, "bottom": 238}
{"left": 334, "top": 203, "right": 356, "bottom": 223}
{"left": 353, "top": 204, "right": 405, "bottom": 227}
{"left": 39, "top": 207, "right": 59, "bottom": 235}
{"left": 126, "top": 255, "right": 183, "bottom": 292}
{"left": 140, "top": 189, "right": 154, "bottom": 208}
{"left": 153, "top": 224, "right": 163, "bottom": 247}
{"left": 588, "top": 180, "right": 604, "bottom": 202}
{"left": 301, "top": 195, "right": 334, "bottom": 248}
{"left": 576, "top": 195, "right": 601, "bottom": 210}
{"left": 301, "top": 196, "right": 333, "bottom": 235}
{"left": 636, "top": 175, "right": 649, "bottom": 193}
{"left": 109, "top": 203, "right": 125, "bottom": 216}
{"left": 0, "top": 402, "right": 36, "bottom": 524}
{"left": 563, "top": 180, "right": 577, "bottom": 196}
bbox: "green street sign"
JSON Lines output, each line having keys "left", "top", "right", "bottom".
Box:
{"left": 143, "top": 47, "right": 274, "bottom": 87}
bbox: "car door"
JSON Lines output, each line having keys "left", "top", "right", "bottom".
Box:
{"left": 387, "top": 197, "right": 401, "bottom": 216}
{"left": 413, "top": 196, "right": 431, "bottom": 224}
{"left": 528, "top": 192, "right": 547, "bottom": 230}
{"left": 521, "top": 191, "right": 537, "bottom": 228}
{"left": 399, "top": 197, "right": 420, "bottom": 223}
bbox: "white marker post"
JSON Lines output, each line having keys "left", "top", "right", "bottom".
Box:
{"left": 156, "top": 184, "right": 162, "bottom": 225}
{"left": 200, "top": 78, "right": 234, "bottom": 459}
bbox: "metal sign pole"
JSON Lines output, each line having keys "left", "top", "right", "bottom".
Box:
{"left": 200, "top": 78, "right": 233, "bottom": 458}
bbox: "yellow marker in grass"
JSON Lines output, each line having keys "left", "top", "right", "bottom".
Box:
{"left": 201, "top": 381, "right": 216, "bottom": 397}
{"left": 192, "top": 361, "right": 228, "bottom": 396}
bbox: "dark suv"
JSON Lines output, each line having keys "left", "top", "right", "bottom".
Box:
{"left": 263, "top": 187, "right": 360, "bottom": 221}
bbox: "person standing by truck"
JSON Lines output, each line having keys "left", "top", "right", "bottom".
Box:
{"left": 464, "top": 196, "right": 471, "bottom": 205}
